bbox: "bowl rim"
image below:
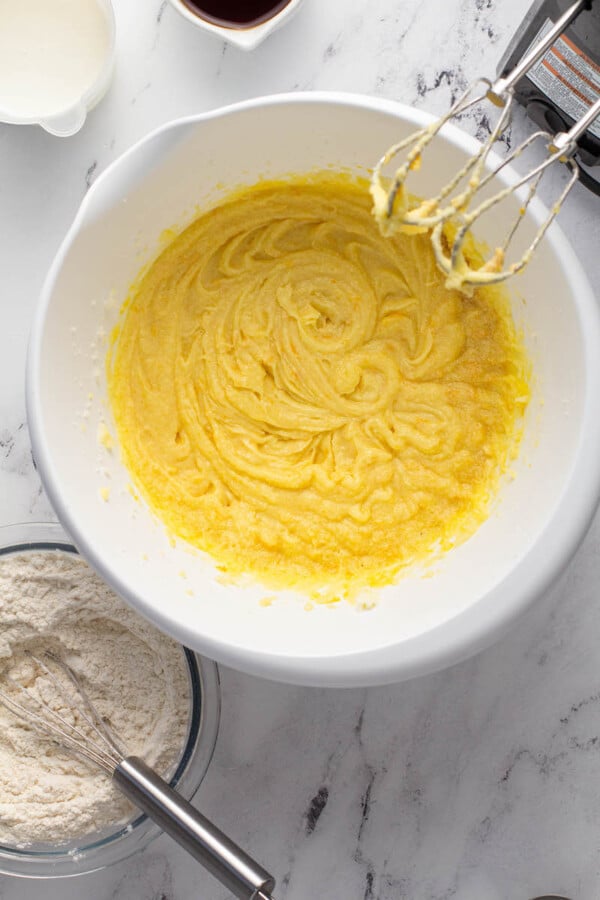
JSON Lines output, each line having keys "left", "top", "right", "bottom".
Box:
{"left": 26, "top": 91, "right": 600, "bottom": 687}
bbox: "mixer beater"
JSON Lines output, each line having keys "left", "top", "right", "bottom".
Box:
{"left": 372, "top": 0, "right": 600, "bottom": 287}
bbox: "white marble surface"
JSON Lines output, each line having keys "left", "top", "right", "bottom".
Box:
{"left": 1, "top": 1, "right": 600, "bottom": 898}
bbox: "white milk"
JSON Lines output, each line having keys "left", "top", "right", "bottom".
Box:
{"left": 0, "top": 0, "right": 111, "bottom": 119}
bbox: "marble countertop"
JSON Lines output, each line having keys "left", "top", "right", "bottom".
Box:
{"left": 1, "top": 1, "right": 600, "bottom": 898}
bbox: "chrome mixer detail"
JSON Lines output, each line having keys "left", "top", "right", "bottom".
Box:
{"left": 499, "top": 0, "right": 600, "bottom": 194}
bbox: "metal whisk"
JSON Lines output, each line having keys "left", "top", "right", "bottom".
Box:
{"left": 371, "top": 0, "right": 600, "bottom": 288}
{"left": 0, "top": 651, "right": 276, "bottom": 900}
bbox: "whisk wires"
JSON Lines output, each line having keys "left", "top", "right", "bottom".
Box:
{"left": 0, "top": 651, "right": 125, "bottom": 775}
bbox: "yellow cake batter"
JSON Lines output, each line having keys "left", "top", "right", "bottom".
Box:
{"left": 108, "top": 175, "right": 530, "bottom": 598}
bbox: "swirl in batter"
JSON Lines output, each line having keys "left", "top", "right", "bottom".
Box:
{"left": 108, "top": 176, "right": 530, "bottom": 597}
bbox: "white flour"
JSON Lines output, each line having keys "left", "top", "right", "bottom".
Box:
{"left": 0, "top": 550, "right": 190, "bottom": 846}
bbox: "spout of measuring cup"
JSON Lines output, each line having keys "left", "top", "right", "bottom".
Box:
{"left": 40, "top": 102, "right": 88, "bottom": 137}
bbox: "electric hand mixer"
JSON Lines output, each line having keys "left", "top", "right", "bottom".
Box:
{"left": 372, "top": 0, "right": 600, "bottom": 288}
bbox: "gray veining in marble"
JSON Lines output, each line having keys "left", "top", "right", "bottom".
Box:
{"left": 1, "top": 1, "right": 600, "bottom": 898}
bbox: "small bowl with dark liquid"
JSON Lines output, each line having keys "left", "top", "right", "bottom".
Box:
{"left": 168, "top": 0, "right": 303, "bottom": 49}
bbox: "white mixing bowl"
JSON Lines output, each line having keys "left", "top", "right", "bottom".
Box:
{"left": 27, "top": 93, "right": 600, "bottom": 687}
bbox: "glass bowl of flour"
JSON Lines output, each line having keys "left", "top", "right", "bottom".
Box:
{"left": 0, "top": 521, "right": 220, "bottom": 878}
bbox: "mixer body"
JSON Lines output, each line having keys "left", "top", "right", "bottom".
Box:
{"left": 498, "top": 0, "right": 600, "bottom": 193}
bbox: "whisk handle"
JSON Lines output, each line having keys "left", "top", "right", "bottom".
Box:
{"left": 114, "top": 756, "right": 275, "bottom": 900}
